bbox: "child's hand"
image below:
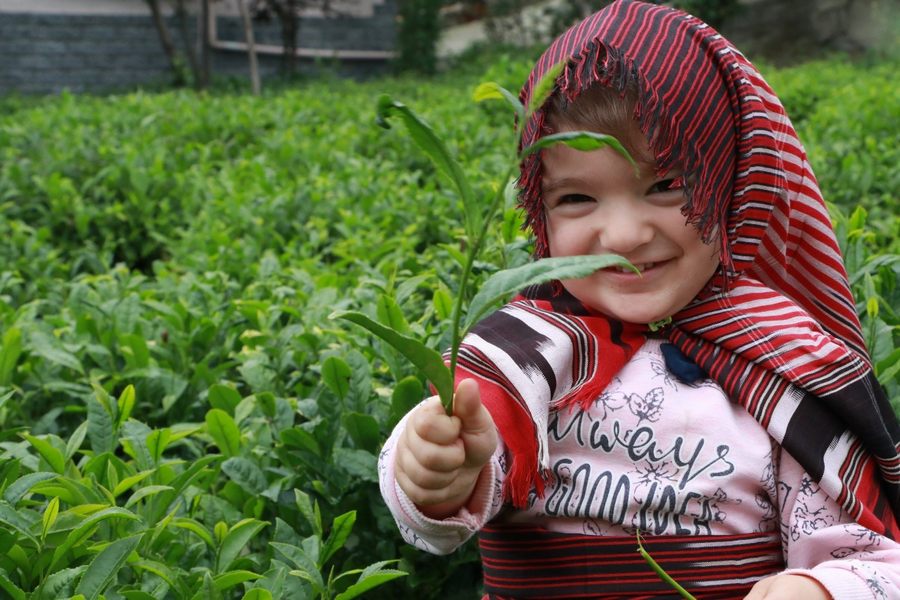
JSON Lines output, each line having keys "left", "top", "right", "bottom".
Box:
{"left": 394, "top": 378, "right": 498, "bottom": 520}
{"left": 744, "top": 574, "right": 831, "bottom": 599}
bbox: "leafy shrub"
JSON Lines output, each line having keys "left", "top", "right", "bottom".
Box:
{"left": 0, "top": 53, "right": 896, "bottom": 598}
{"left": 395, "top": 0, "right": 442, "bottom": 74}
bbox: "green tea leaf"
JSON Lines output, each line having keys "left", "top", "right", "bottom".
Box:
{"left": 321, "top": 510, "right": 355, "bottom": 566}
{"left": 280, "top": 428, "right": 321, "bottom": 456}
{"left": 255, "top": 391, "right": 277, "bottom": 418}
{"left": 464, "top": 255, "right": 637, "bottom": 330}
{"left": 432, "top": 285, "right": 454, "bottom": 321}
{"left": 3, "top": 471, "right": 58, "bottom": 505}
{"left": 294, "top": 489, "right": 322, "bottom": 537}
{"left": 519, "top": 131, "right": 636, "bottom": 172}
{"left": 472, "top": 81, "right": 504, "bottom": 102}
{"left": 875, "top": 348, "right": 900, "bottom": 386}
{"left": 73, "top": 534, "right": 141, "bottom": 600}
{"left": 0, "top": 326, "right": 22, "bottom": 386}
{"left": 334, "top": 560, "right": 407, "bottom": 600}
{"left": 50, "top": 507, "right": 140, "bottom": 572}
{"left": 105, "top": 461, "right": 119, "bottom": 495}
{"left": 119, "top": 332, "right": 150, "bottom": 370}
{"left": 171, "top": 517, "right": 215, "bottom": 548}
{"left": 390, "top": 376, "right": 425, "bottom": 428}
{"left": 65, "top": 421, "right": 89, "bottom": 462}
{"left": 146, "top": 428, "right": 172, "bottom": 464}
{"left": 332, "top": 448, "right": 377, "bottom": 483}
{"left": 221, "top": 456, "right": 266, "bottom": 495}
{"left": 124, "top": 485, "right": 174, "bottom": 508}
{"left": 321, "top": 356, "right": 352, "bottom": 402}
{"left": 271, "top": 542, "right": 323, "bottom": 590}
{"left": 192, "top": 571, "right": 222, "bottom": 600}
{"left": 0, "top": 569, "right": 26, "bottom": 600}
{"left": 217, "top": 518, "right": 267, "bottom": 574}
{"left": 332, "top": 311, "right": 453, "bottom": 410}
{"left": 147, "top": 455, "right": 220, "bottom": 525}
{"left": 116, "top": 385, "right": 136, "bottom": 428}
{"left": 42, "top": 496, "right": 60, "bottom": 540}
{"left": 208, "top": 383, "right": 242, "bottom": 416}
{"left": 34, "top": 566, "right": 86, "bottom": 600}
{"left": 528, "top": 60, "right": 565, "bottom": 115}
{"left": 375, "top": 95, "right": 479, "bottom": 238}
{"left": 213, "top": 570, "right": 262, "bottom": 591}
{"left": 111, "top": 470, "right": 153, "bottom": 498}
{"left": 32, "top": 477, "right": 98, "bottom": 506}
{"left": 205, "top": 409, "right": 241, "bottom": 458}
{"left": 473, "top": 81, "right": 525, "bottom": 123}
{"left": 341, "top": 412, "right": 380, "bottom": 453}
{"left": 0, "top": 389, "right": 12, "bottom": 414}
{"left": 637, "top": 531, "right": 697, "bottom": 599}
{"left": 0, "top": 500, "right": 39, "bottom": 547}
{"left": 241, "top": 589, "right": 273, "bottom": 600}
{"left": 22, "top": 433, "right": 67, "bottom": 474}
{"left": 120, "top": 592, "right": 156, "bottom": 600}
{"left": 375, "top": 294, "right": 410, "bottom": 334}
{"left": 29, "top": 332, "right": 84, "bottom": 374}
{"left": 86, "top": 384, "right": 117, "bottom": 455}
{"left": 215, "top": 521, "right": 228, "bottom": 544}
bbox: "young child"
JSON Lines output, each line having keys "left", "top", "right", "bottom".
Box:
{"left": 378, "top": 1, "right": 900, "bottom": 597}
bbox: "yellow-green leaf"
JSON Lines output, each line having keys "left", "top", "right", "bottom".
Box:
{"left": 116, "top": 385, "right": 136, "bottom": 428}
{"left": 22, "top": 433, "right": 66, "bottom": 474}
{"left": 528, "top": 60, "right": 565, "bottom": 115}
{"left": 42, "top": 496, "right": 60, "bottom": 540}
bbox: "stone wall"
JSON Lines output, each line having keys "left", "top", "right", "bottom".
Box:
{"left": 0, "top": 2, "right": 397, "bottom": 95}
{"left": 721, "top": 0, "right": 897, "bottom": 63}
{"left": 439, "top": 0, "right": 896, "bottom": 63}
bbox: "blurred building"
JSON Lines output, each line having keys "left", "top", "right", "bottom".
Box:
{"left": 0, "top": 0, "right": 397, "bottom": 94}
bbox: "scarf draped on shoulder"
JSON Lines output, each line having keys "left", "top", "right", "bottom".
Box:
{"left": 456, "top": 0, "right": 900, "bottom": 538}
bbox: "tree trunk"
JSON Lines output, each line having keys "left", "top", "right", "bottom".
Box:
{"left": 198, "top": 0, "right": 211, "bottom": 89}
{"left": 145, "top": 0, "right": 185, "bottom": 84}
{"left": 282, "top": 0, "right": 299, "bottom": 76}
{"left": 173, "top": 0, "right": 200, "bottom": 85}
{"left": 268, "top": 0, "right": 300, "bottom": 76}
{"left": 238, "top": 0, "right": 262, "bottom": 94}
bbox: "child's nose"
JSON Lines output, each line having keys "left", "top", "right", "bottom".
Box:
{"left": 595, "top": 205, "right": 654, "bottom": 253}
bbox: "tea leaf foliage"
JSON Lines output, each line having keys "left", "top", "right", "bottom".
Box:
{"left": 0, "top": 52, "right": 896, "bottom": 598}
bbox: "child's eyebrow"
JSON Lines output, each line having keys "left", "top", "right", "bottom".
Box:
{"left": 541, "top": 177, "right": 586, "bottom": 196}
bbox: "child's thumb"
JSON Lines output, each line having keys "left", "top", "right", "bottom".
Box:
{"left": 453, "top": 379, "right": 492, "bottom": 434}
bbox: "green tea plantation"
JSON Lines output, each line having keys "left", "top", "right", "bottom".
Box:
{"left": 0, "top": 51, "right": 897, "bottom": 599}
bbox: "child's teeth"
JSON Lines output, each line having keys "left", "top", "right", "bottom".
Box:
{"left": 620, "top": 262, "right": 654, "bottom": 273}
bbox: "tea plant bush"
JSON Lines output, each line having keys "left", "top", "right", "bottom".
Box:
{"left": 0, "top": 52, "right": 897, "bottom": 598}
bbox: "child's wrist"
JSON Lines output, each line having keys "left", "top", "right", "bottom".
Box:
{"left": 417, "top": 467, "right": 485, "bottom": 520}
{"left": 419, "top": 498, "right": 468, "bottom": 520}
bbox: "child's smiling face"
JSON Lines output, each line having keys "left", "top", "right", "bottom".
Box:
{"left": 541, "top": 127, "right": 721, "bottom": 325}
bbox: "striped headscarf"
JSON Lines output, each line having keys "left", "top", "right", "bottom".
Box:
{"left": 458, "top": 0, "right": 900, "bottom": 537}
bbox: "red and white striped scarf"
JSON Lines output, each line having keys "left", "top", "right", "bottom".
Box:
{"left": 457, "top": 0, "right": 899, "bottom": 538}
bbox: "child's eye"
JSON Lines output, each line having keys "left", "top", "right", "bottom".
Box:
{"left": 647, "top": 176, "right": 685, "bottom": 195}
{"left": 557, "top": 193, "right": 594, "bottom": 205}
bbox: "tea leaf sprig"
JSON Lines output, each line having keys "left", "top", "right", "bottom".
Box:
{"left": 636, "top": 531, "right": 698, "bottom": 600}
{"left": 334, "top": 66, "right": 638, "bottom": 414}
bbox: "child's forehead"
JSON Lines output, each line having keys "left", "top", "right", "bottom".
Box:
{"left": 547, "top": 110, "right": 656, "bottom": 167}
{"left": 540, "top": 126, "right": 665, "bottom": 177}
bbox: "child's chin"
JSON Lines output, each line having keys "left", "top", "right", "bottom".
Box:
{"left": 616, "top": 311, "right": 669, "bottom": 326}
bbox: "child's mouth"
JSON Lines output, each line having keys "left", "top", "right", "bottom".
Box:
{"left": 610, "top": 262, "right": 657, "bottom": 274}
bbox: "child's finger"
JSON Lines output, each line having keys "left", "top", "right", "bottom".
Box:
{"left": 452, "top": 379, "right": 492, "bottom": 434}
{"left": 396, "top": 453, "right": 463, "bottom": 490}
{"left": 453, "top": 379, "right": 498, "bottom": 467}
{"left": 410, "top": 397, "right": 461, "bottom": 445}
{"left": 399, "top": 435, "right": 466, "bottom": 474}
